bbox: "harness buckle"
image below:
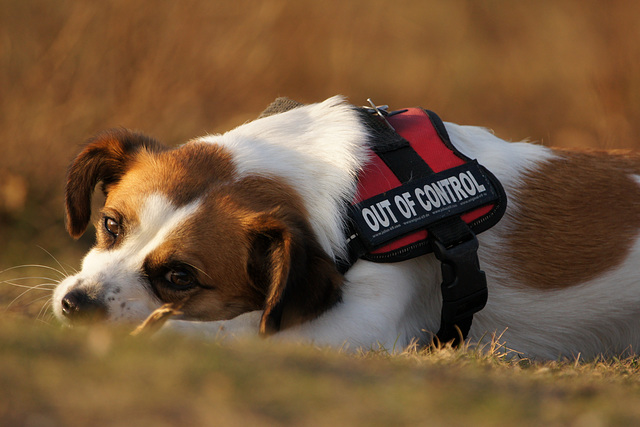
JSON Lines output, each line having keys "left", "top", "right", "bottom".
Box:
{"left": 431, "top": 232, "right": 488, "bottom": 344}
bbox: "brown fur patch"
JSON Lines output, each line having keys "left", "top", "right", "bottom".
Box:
{"left": 147, "top": 174, "right": 343, "bottom": 332}
{"left": 79, "top": 137, "right": 237, "bottom": 249}
{"left": 106, "top": 141, "right": 237, "bottom": 208}
{"left": 504, "top": 149, "right": 640, "bottom": 289}
{"left": 142, "top": 188, "right": 266, "bottom": 321}
{"left": 65, "top": 129, "right": 164, "bottom": 238}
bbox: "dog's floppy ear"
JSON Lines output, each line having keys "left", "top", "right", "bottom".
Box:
{"left": 65, "top": 128, "right": 164, "bottom": 238}
{"left": 247, "top": 211, "right": 343, "bottom": 335}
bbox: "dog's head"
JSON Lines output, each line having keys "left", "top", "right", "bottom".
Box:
{"left": 53, "top": 129, "right": 343, "bottom": 334}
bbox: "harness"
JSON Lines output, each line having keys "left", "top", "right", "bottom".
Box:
{"left": 338, "top": 103, "right": 507, "bottom": 346}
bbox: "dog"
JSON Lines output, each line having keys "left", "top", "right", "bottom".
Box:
{"left": 53, "top": 96, "right": 640, "bottom": 360}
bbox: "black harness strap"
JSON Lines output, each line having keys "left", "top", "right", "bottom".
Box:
{"left": 340, "top": 106, "right": 498, "bottom": 347}
{"left": 428, "top": 218, "right": 487, "bottom": 346}
{"left": 373, "top": 141, "right": 434, "bottom": 181}
{"left": 373, "top": 147, "right": 488, "bottom": 347}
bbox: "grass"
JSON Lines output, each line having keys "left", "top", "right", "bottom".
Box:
{"left": 3, "top": 1, "right": 640, "bottom": 425}
{"left": 2, "top": 315, "right": 640, "bottom": 426}
{"left": 3, "top": 264, "right": 640, "bottom": 425}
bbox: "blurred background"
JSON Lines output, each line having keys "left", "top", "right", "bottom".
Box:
{"left": 1, "top": 0, "right": 640, "bottom": 316}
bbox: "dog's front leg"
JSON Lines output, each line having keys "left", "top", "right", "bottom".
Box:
{"left": 161, "top": 310, "right": 263, "bottom": 340}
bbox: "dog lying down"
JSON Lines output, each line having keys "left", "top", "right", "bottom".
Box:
{"left": 54, "top": 96, "right": 640, "bottom": 360}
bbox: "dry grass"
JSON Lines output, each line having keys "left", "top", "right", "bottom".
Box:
{"left": 2, "top": 1, "right": 640, "bottom": 424}
{"left": 2, "top": 0, "right": 640, "bottom": 268}
{"left": 2, "top": 319, "right": 640, "bottom": 426}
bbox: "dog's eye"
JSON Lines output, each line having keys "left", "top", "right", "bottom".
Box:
{"left": 104, "top": 217, "right": 120, "bottom": 237}
{"left": 165, "top": 269, "right": 195, "bottom": 289}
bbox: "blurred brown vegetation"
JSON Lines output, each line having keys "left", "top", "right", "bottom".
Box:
{"left": 1, "top": 0, "right": 640, "bottom": 271}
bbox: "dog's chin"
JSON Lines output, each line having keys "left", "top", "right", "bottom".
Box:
{"left": 55, "top": 306, "right": 158, "bottom": 329}
{"left": 55, "top": 311, "right": 108, "bottom": 327}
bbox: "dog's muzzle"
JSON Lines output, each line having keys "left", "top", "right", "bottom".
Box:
{"left": 60, "top": 288, "right": 108, "bottom": 323}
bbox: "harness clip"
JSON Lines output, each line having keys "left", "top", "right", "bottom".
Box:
{"left": 431, "top": 232, "right": 488, "bottom": 342}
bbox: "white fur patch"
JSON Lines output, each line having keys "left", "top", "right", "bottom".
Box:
{"left": 473, "top": 232, "right": 640, "bottom": 359}
{"left": 443, "top": 123, "right": 556, "bottom": 190}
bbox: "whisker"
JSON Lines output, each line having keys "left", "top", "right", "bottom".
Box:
{"left": 3, "top": 276, "right": 60, "bottom": 281}
{"left": 36, "top": 297, "right": 57, "bottom": 323}
{"left": 2, "top": 276, "right": 60, "bottom": 284}
{"left": 37, "top": 298, "right": 52, "bottom": 317}
{"left": 36, "top": 246, "right": 74, "bottom": 277}
{"left": 36, "top": 309, "right": 57, "bottom": 325}
{"left": 1, "top": 280, "right": 58, "bottom": 290}
{"left": 5, "top": 283, "right": 56, "bottom": 310}
{"left": 26, "top": 294, "right": 55, "bottom": 311}
{"left": 0, "top": 264, "right": 68, "bottom": 279}
{"left": 186, "top": 262, "right": 213, "bottom": 281}
{"left": 0, "top": 258, "right": 68, "bottom": 320}
{"left": 35, "top": 297, "right": 54, "bottom": 319}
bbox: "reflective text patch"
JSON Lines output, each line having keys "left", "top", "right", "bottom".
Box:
{"left": 350, "top": 161, "right": 498, "bottom": 249}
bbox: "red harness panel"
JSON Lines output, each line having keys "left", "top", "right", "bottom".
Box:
{"left": 353, "top": 108, "right": 496, "bottom": 256}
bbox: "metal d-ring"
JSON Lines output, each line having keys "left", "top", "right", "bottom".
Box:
{"left": 365, "top": 98, "right": 395, "bottom": 131}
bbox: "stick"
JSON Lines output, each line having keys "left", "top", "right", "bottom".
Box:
{"left": 130, "top": 302, "right": 184, "bottom": 337}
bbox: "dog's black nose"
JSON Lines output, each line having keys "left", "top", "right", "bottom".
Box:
{"left": 61, "top": 289, "right": 107, "bottom": 323}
